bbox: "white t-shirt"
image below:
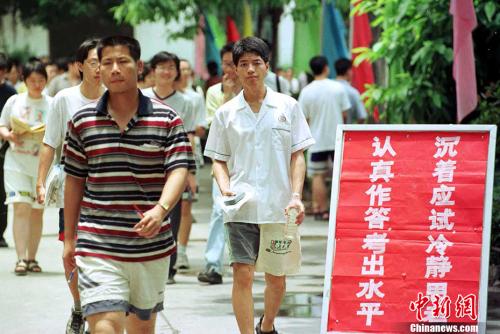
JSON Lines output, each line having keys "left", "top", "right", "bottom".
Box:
{"left": 141, "top": 88, "right": 196, "bottom": 132}
{"left": 183, "top": 88, "right": 207, "bottom": 129}
{"left": 43, "top": 84, "right": 96, "bottom": 160}
{"left": 205, "top": 88, "right": 315, "bottom": 224}
{"left": 0, "top": 92, "right": 52, "bottom": 176}
{"left": 298, "top": 79, "right": 351, "bottom": 153}
{"left": 336, "top": 79, "right": 367, "bottom": 124}
{"left": 265, "top": 71, "right": 291, "bottom": 96}
{"left": 205, "top": 83, "right": 225, "bottom": 125}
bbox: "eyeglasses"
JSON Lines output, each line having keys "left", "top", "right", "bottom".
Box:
{"left": 86, "top": 60, "right": 99, "bottom": 69}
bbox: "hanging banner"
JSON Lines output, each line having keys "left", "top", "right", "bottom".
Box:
{"left": 321, "top": 125, "right": 497, "bottom": 334}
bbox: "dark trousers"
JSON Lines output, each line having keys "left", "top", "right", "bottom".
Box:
{"left": 168, "top": 200, "right": 182, "bottom": 277}
{"left": 0, "top": 157, "right": 7, "bottom": 240}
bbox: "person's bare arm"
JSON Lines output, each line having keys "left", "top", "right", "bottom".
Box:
{"left": 134, "top": 167, "right": 188, "bottom": 238}
{"left": 285, "top": 149, "right": 307, "bottom": 224}
{"left": 0, "top": 126, "right": 22, "bottom": 145}
{"left": 62, "top": 175, "right": 85, "bottom": 274}
{"left": 212, "top": 159, "right": 234, "bottom": 196}
{"left": 36, "top": 144, "right": 56, "bottom": 204}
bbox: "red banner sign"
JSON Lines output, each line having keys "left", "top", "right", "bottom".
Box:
{"left": 326, "top": 131, "right": 490, "bottom": 333}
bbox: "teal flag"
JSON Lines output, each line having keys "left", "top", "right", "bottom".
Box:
{"left": 322, "top": 3, "right": 349, "bottom": 77}
{"left": 204, "top": 14, "right": 221, "bottom": 75}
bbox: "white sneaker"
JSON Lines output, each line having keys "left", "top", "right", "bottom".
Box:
{"left": 175, "top": 252, "right": 190, "bottom": 270}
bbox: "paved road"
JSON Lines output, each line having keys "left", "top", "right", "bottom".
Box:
{"left": 0, "top": 166, "right": 325, "bottom": 334}
{"left": 1, "top": 165, "right": 498, "bottom": 333}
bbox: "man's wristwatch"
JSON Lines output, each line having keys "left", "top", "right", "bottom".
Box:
{"left": 157, "top": 202, "right": 170, "bottom": 213}
{"left": 292, "top": 192, "right": 301, "bottom": 199}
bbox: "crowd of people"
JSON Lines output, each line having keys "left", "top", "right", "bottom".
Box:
{"left": 0, "top": 35, "right": 367, "bottom": 334}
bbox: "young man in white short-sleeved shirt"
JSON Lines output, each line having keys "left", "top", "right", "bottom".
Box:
{"left": 36, "top": 39, "right": 105, "bottom": 334}
{"left": 205, "top": 37, "right": 314, "bottom": 334}
{"left": 298, "top": 55, "right": 350, "bottom": 221}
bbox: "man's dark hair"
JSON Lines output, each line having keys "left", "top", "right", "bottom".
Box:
{"left": 220, "top": 42, "right": 234, "bottom": 59}
{"left": 309, "top": 56, "right": 328, "bottom": 76}
{"left": 207, "top": 61, "right": 219, "bottom": 77}
{"left": 335, "top": 58, "right": 352, "bottom": 76}
{"left": 138, "top": 62, "right": 152, "bottom": 81}
{"left": 97, "top": 35, "right": 141, "bottom": 61}
{"left": 0, "top": 53, "right": 8, "bottom": 70}
{"left": 22, "top": 61, "right": 48, "bottom": 81}
{"left": 232, "top": 37, "right": 270, "bottom": 66}
{"left": 7, "top": 58, "right": 20, "bottom": 72}
{"left": 55, "top": 57, "right": 69, "bottom": 72}
{"left": 76, "top": 38, "right": 100, "bottom": 64}
{"left": 75, "top": 38, "right": 100, "bottom": 79}
{"left": 150, "top": 51, "right": 180, "bottom": 80}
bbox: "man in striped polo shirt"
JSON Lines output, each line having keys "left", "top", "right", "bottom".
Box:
{"left": 62, "top": 36, "right": 195, "bottom": 334}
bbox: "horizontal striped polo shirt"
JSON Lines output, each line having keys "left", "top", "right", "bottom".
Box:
{"left": 64, "top": 90, "right": 196, "bottom": 262}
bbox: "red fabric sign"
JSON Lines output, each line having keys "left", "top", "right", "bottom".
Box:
{"left": 327, "top": 131, "right": 489, "bottom": 333}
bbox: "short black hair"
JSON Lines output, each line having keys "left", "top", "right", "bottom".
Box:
{"left": 7, "top": 58, "right": 20, "bottom": 71}
{"left": 335, "top": 58, "right": 352, "bottom": 76}
{"left": 55, "top": 57, "right": 69, "bottom": 72}
{"left": 22, "top": 61, "right": 47, "bottom": 81}
{"left": 207, "top": 61, "right": 219, "bottom": 76}
{"left": 138, "top": 62, "right": 152, "bottom": 81}
{"left": 76, "top": 38, "right": 99, "bottom": 64}
{"left": 309, "top": 56, "right": 328, "bottom": 75}
{"left": 232, "top": 37, "right": 270, "bottom": 66}
{"left": 97, "top": 35, "right": 141, "bottom": 61}
{"left": 220, "top": 42, "right": 234, "bottom": 59}
{"left": 150, "top": 51, "right": 180, "bottom": 80}
{"left": 0, "top": 53, "right": 8, "bottom": 70}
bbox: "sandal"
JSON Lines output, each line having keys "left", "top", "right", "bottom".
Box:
{"left": 14, "top": 259, "right": 28, "bottom": 276}
{"left": 27, "top": 260, "right": 42, "bottom": 273}
{"left": 314, "top": 211, "right": 330, "bottom": 221}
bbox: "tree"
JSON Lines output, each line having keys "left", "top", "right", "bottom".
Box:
{"left": 111, "top": 0, "right": 324, "bottom": 69}
{"left": 0, "top": 1, "right": 122, "bottom": 26}
{"left": 353, "top": 0, "right": 499, "bottom": 124}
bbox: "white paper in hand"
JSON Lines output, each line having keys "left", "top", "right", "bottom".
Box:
{"left": 218, "top": 182, "right": 255, "bottom": 218}
{"left": 45, "top": 164, "right": 65, "bottom": 208}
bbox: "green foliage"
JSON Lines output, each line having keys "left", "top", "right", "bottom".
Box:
{"left": 353, "top": 0, "right": 499, "bottom": 124}
{"left": 0, "top": 1, "right": 122, "bottom": 27}
{"left": 4, "top": 46, "right": 34, "bottom": 63}
{"left": 472, "top": 82, "right": 500, "bottom": 233}
{"left": 112, "top": 0, "right": 323, "bottom": 39}
{"left": 353, "top": 0, "right": 456, "bottom": 123}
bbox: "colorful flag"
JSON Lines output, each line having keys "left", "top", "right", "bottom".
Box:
{"left": 243, "top": 1, "right": 253, "bottom": 37}
{"left": 194, "top": 16, "right": 208, "bottom": 80}
{"left": 450, "top": 0, "right": 478, "bottom": 123}
{"left": 204, "top": 14, "right": 221, "bottom": 75}
{"left": 292, "top": 4, "right": 321, "bottom": 75}
{"left": 351, "top": 5, "right": 378, "bottom": 121}
{"left": 226, "top": 15, "right": 240, "bottom": 43}
{"left": 322, "top": 3, "right": 349, "bottom": 77}
{"left": 206, "top": 14, "right": 226, "bottom": 50}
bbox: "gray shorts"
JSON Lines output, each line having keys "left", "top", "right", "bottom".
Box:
{"left": 225, "top": 222, "right": 260, "bottom": 266}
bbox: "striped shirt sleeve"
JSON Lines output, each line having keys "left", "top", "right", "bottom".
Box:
{"left": 163, "top": 115, "right": 196, "bottom": 173}
{"left": 63, "top": 119, "right": 89, "bottom": 178}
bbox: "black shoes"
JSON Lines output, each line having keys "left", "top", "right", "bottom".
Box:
{"left": 0, "top": 238, "right": 8, "bottom": 248}
{"left": 197, "top": 268, "right": 223, "bottom": 284}
{"left": 255, "top": 316, "right": 278, "bottom": 334}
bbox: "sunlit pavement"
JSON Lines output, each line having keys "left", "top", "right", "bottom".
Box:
{"left": 0, "top": 165, "right": 326, "bottom": 334}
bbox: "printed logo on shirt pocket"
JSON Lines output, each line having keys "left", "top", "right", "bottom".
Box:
{"left": 140, "top": 141, "right": 163, "bottom": 152}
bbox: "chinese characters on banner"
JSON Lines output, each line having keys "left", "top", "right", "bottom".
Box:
{"left": 327, "top": 131, "right": 489, "bottom": 333}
